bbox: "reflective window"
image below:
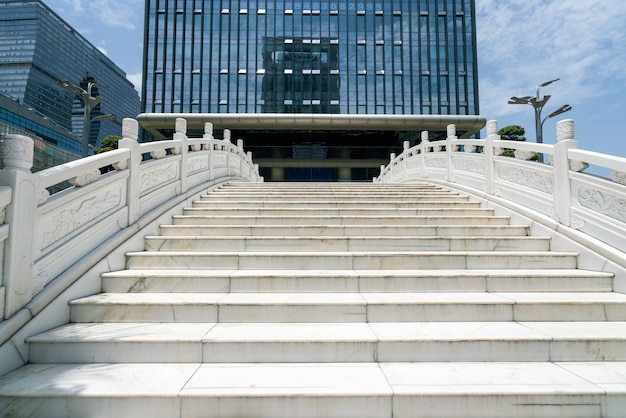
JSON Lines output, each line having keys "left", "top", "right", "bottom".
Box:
{"left": 143, "top": 0, "right": 479, "bottom": 116}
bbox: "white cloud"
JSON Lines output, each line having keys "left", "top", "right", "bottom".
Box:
{"left": 476, "top": 0, "right": 626, "bottom": 118}
{"left": 49, "top": 0, "right": 143, "bottom": 30}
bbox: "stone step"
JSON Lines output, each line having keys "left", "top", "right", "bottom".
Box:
{"left": 67, "top": 292, "right": 626, "bottom": 323}
{"left": 124, "top": 250, "right": 579, "bottom": 270}
{"left": 158, "top": 224, "right": 526, "bottom": 237}
{"left": 181, "top": 207, "right": 495, "bottom": 216}
{"left": 27, "top": 321, "right": 626, "bottom": 364}
{"left": 218, "top": 182, "right": 442, "bottom": 191}
{"left": 1, "top": 362, "right": 624, "bottom": 417}
{"left": 101, "top": 269, "right": 615, "bottom": 294}
{"left": 144, "top": 236, "right": 551, "bottom": 252}
{"left": 200, "top": 188, "right": 461, "bottom": 199}
{"left": 191, "top": 200, "right": 475, "bottom": 209}
{"left": 197, "top": 194, "right": 467, "bottom": 202}
{"left": 172, "top": 215, "right": 512, "bottom": 226}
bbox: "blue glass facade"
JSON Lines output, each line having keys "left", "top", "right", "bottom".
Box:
{"left": 141, "top": 0, "right": 480, "bottom": 181}
{"left": 143, "top": 0, "right": 479, "bottom": 116}
{"left": 0, "top": 0, "right": 141, "bottom": 153}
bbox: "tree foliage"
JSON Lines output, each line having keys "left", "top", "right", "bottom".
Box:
{"left": 498, "top": 125, "right": 526, "bottom": 142}
{"left": 93, "top": 135, "right": 122, "bottom": 154}
{"left": 497, "top": 125, "right": 528, "bottom": 158}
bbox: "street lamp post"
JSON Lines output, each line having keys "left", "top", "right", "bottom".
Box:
{"left": 508, "top": 78, "right": 572, "bottom": 162}
{"left": 57, "top": 80, "right": 116, "bottom": 157}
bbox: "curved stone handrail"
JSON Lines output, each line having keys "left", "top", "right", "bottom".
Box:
{"left": 376, "top": 119, "right": 626, "bottom": 290}
{"left": 0, "top": 118, "right": 262, "bottom": 325}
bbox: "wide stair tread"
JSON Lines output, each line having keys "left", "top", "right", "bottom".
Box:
{"left": 66, "top": 291, "right": 626, "bottom": 323}
{"left": 100, "top": 268, "right": 615, "bottom": 293}
{"left": 27, "top": 321, "right": 626, "bottom": 363}
{"left": 1, "top": 362, "right": 624, "bottom": 417}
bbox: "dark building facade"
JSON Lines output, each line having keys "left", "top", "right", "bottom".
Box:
{"left": 141, "top": 0, "right": 482, "bottom": 180}
{"left": 0, "top": 0, "right": 141, "bottom": 155}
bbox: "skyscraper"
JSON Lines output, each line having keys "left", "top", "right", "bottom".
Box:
{"left": 141, "top": 0, "right": 483, "bottom": 181}
{"left": 0, "top": 0, "right": 141, "bottom": 155}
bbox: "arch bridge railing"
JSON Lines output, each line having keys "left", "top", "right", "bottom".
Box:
{"left": 376, "top": 119, "right": 626, "bottom": 287}
{"left": 0, "top": 117, "right": 262, "bottom": 322}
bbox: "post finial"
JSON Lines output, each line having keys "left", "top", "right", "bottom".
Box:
{"left": 486, "top": 120, "right": 498, "bottom": 136}
{"left": 556, "top": 119, "right": 574, "bottom": 141}
{"left": 2, "top": 134, "right": 34, "bottom": 171}
{"left": 175, "top": 118, "right": 187, "bottom": 134}
{"left": 122, "top": 118, "right": 139, "bottom": 140}
{"left": 204, "top": 122, "right": 214, "bottom": 135}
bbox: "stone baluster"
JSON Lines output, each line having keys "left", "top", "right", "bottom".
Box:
{"left": 175, "top": 118, "right": 189, "bottom": 194}
{"left": 420, "top": 131, "right": 429, "bottom": 178}
{"left": 223, "top": 129, "right": 232, "bottom": 175}
{"left": 445, "top": 124, "right": 457, "bottom": 181}
{"left": 555, "top": 119, "right": 588, "bottom": 172}
{"left": 204, "top": 123, "right": 215, "bottom": 180}
{"left": 403, "top": 141, "right": 410, "bottom": 180}
{"left": 237, "top": 139, "right": 244, "bottom": 176}
{"left": 118, "top": 118, "right": 141, "bottom": 225}
{"left": 552, "top": 119, "right": 577, "bottom": 226}
{"left": 0, "top": 134, "right": 37, "bottom": 318}
{"left": 483, "top": 120, "right": 498, "bottom": 195}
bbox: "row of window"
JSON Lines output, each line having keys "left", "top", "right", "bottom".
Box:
{"left": 179, "top": 9, "right": 468, "bottom": 15}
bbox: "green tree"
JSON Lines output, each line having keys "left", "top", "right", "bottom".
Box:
{"left": 497, "top": 125, "right": 527, "bottom": 158}
{"left": 93, "top": 135, "right": 122, "bottom": 154}
{"left": 498, "top": 125, "right": 526, "bottom": 142}
{"left": 93, "top": 135, "right": 122, "bottom": 173}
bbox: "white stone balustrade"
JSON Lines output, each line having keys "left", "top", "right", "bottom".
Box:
{"left": 0, "top": 118, "right": 262, "bottom": 321}
{"left": 376, "top": 119, "right": 626, "bottom": 260}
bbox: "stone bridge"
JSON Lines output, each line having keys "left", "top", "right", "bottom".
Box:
{"left": 0, "top": 117, "right": 625, "bottom": 417}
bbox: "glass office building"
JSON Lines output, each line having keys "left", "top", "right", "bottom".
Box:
{"left": 141, "top": 0, "right": 483, "bottom": 181}
{"left": 0, "top": 0, "right": 141, "bottom": 154}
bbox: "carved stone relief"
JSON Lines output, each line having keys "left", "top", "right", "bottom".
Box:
{"left": 497, "top": 165, "right": 553, "bottom": 194}
{"left": 578, "top": 187, "right": 626, "bottom": 223}
{"left": 213, "top": 153, "right": 228, "bottom": 167}
{"left": 140, "top": 163, "right": 178, "bottom": 193}
{"left": 187, "top": 156, "right": 209, "bottom": 173}
{"left": 454, "top": 157, "right": 484, "bottom": 175}
{"left": 426, "top": 157, "right": 446, "bottom": 168}
{"left": 41, "top": 188, "right": 122, "bottom": 249}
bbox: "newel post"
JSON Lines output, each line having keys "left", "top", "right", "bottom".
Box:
{"left": 445, "top": 124, "right": 457, "bottom": 182}
{"left": 223, "top": 129, "right": 232, "bottom": 176}
{"left": 402, "top": 140, "right": 410, "bottom": 180}
{"left": 118, "top": 118, "right": 141, "bottom": 225}
{"left": 0, "top": 134, "right": 37, "bottom": 318}
{"left": 420, "top": 131, "right": 429, "bottom": 178}
{"left": 174, "top": 118, "right": 189, "bottom": 194}
{"left": 483, "top": 120, "right": 499, "bottom": 195}
{"left": 203, "top": 122, "right": 215, "bottom": 181}
{"left": 552, "top": 119, "right": 576, "bottom": 226}
{"left": 238, "top": 139, "right": 245, "bottom": 176}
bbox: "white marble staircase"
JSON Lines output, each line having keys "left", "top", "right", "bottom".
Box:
{"left": 1, "top": 182, "right": 626, "bottom": 417}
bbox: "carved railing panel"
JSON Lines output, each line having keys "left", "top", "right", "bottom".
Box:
{"left": 376, "top": 119, "right": 626, "bottom": 254}
{"left": 0, "top": 118, "right": 262, "bottom": 320}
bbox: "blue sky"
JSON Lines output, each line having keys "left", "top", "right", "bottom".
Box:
{"left": 44, "top": 0, "right": 626, "bottom": 159}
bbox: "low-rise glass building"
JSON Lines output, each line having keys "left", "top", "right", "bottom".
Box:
{"left": 0, "top": 0, "right": 140, "bottom": 155}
